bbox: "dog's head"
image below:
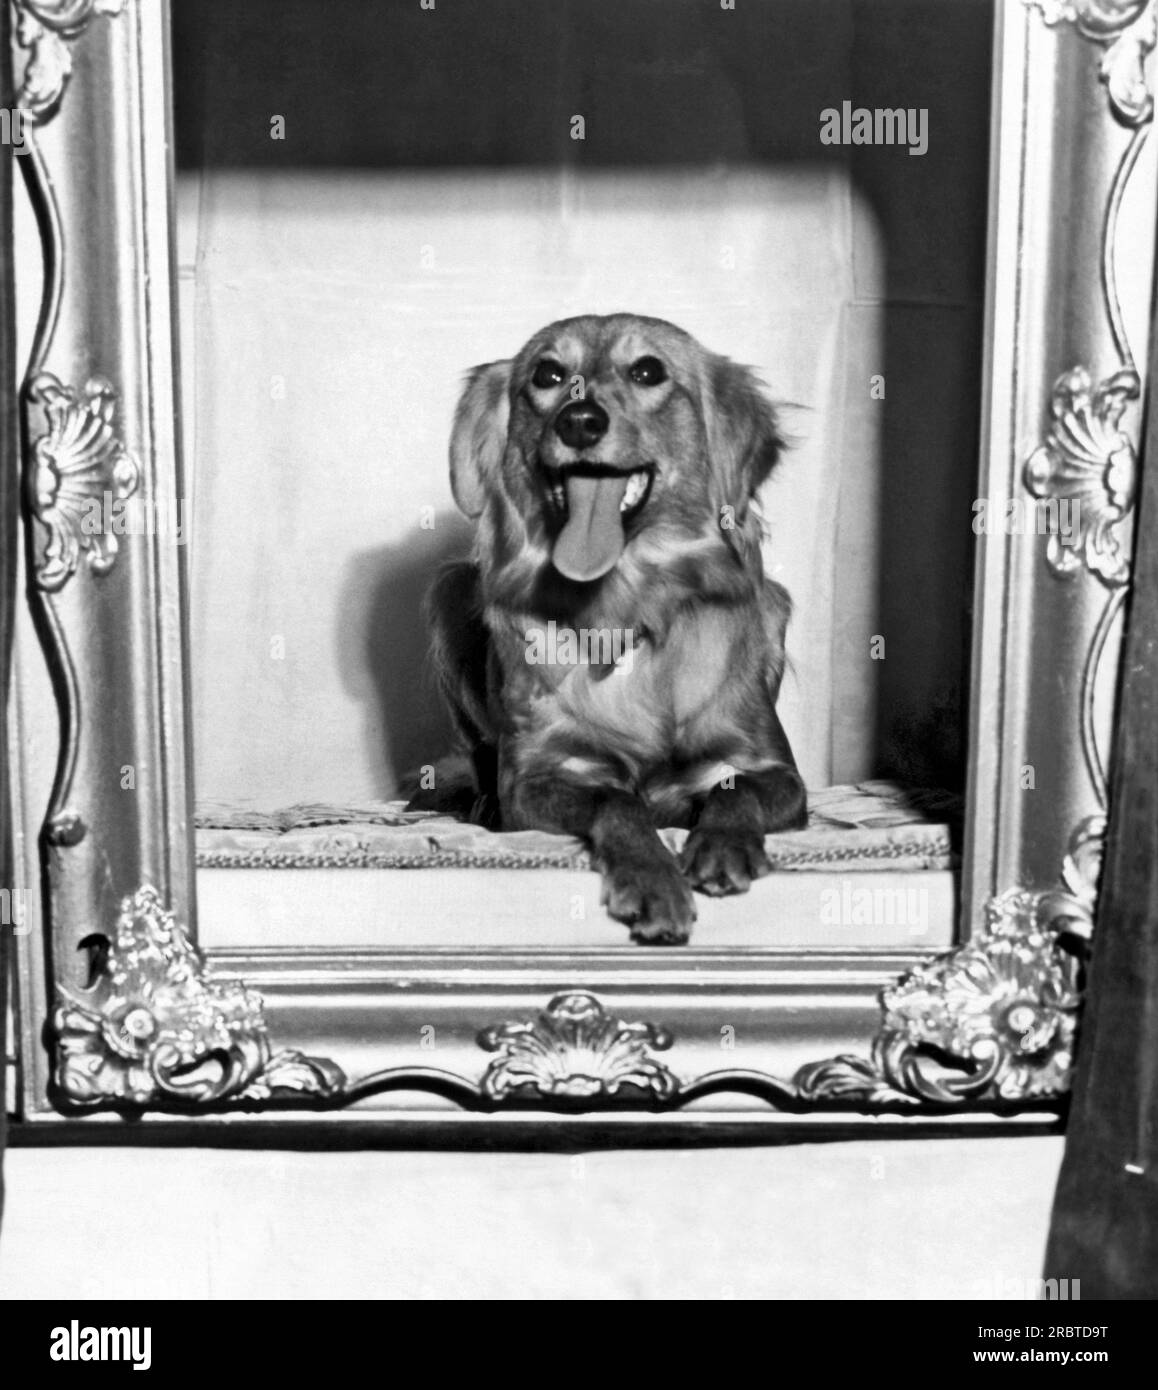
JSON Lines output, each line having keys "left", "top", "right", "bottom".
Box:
{"left": 450, "top": 313, "right": 783, "bottom": 597}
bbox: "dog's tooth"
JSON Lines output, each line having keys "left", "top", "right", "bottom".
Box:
{"left": 621, "top": 470, "right": 647, "bottom": 511}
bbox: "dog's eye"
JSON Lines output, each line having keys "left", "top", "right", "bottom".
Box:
{"left": 531, "top": 359, "right": 566, "bottom": 389}
{"left": 629, "top": 356, "right": 667, "bottom": 387}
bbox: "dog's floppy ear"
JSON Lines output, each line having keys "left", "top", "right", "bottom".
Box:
{"left": 449, "top": 360, "right": 512, "bottom": 519}
{"left": 702, "top": 355, "right": 784, "bottom": 512}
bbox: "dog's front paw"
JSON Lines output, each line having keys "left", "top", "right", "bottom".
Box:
{"left": 600, "top": 857, "right": 697, "bottom": 945}
{"left": 679, "top": 828, "right": 771, "bottom": 897}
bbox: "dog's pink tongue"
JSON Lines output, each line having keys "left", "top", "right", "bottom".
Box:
{"left": 552, "top": 473, "right": 630, "bottom": 582}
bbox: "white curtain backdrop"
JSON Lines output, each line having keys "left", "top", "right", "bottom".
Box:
{"left": 177, "top": 161, "right": 954, "bottom": 804}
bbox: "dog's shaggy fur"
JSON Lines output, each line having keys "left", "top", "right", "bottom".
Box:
{"left": 408, "top": 314, "right": 806, "bottom": 943}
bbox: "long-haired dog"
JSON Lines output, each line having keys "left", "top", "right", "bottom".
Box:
{"left": 408, "top": 313, "right": 806, "bottom": 943}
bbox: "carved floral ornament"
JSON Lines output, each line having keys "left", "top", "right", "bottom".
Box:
{"left": 12, "top": 0, "right": 127, "bottom": 123}
{"left": 798, "top": 893, "right": 1082, "bottom": 1105}
{"left": 1024, "top": 367, "right": 1138, "bottom": 586}
{"left": 25, "top": 372, "right": 140, "bottom": 591}
{"left": 54, "top": 887, "right": 345, "bottom": 1107}
{"left": 478, "top": 992, "right": 677, "bottom": 1102}
{"left": 1027, "top": 0, "right": 1157, "bottom": 125}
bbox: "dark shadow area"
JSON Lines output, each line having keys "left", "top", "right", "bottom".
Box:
{"left": 9, "top": 1114, "right": 1063, "bottom": 1154}
{"left": 852, "top": 1, "right": 991, "bottom": 792}
{"left": 337, "top": 512, "right": 474, "bottom": 795}
{"left": 172, "top": 0, "right": 856, "bottom": 171}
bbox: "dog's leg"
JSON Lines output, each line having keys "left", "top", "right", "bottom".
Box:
{"left": 510, "top": 778, "right": 697, "bottom": 945}
{"left": 592, "top": 791, "right": 700, "bottom": 944}
{"left": 680, "top": 759, "right": 806, "bottom": 897}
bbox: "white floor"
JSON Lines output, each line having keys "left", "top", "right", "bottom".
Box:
{"left": 0, "top": 1136, "right": 1064, "bottom": 1300}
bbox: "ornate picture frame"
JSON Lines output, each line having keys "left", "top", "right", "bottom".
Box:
{"left": 5, "top": 0, "right": 1156, "bottom": 1135}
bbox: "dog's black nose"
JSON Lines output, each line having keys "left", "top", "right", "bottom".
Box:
{"left": 554, "top": 399, "right": 610, "bottom": 450}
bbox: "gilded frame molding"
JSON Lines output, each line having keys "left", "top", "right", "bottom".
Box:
{"left": 6, "top": 0, "right": 1156, "bottom": 1132}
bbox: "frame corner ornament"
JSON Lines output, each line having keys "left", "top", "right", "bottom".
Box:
{"left": 1026, "top": 0, "right": 1157, "bottom": 126}
{"left": 12, "top": 0, "right": 128, "bottom": 124}
{"left": 26, "top": 372, "right": 140, "bottom": 592}
{"left": 478, "top": 991, "right": 678, "bottom": 1103}
{"left": 796, "top": 826, "right": 1098, "bottom": 1107}
{"left": 52, "top": 886, "right": 346, "bottom": 1108}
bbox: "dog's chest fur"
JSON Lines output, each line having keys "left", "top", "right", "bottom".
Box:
{"left": 494, "top": 607, "right": 758, "bottom": 812}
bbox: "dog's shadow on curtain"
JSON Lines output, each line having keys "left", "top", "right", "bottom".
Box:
{"left": 338, "top": 512, "right": 474, "bottom": 798}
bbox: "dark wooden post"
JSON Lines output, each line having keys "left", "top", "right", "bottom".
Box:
{"left": 1044, "top": 273, "right": 1158, "bottom": 1298}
